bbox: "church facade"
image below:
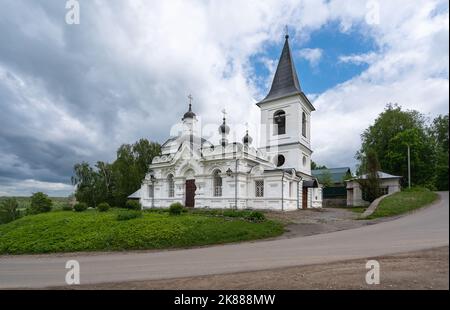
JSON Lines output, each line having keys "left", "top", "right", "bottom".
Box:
{"left": 132, "top": 35, "right": 323, "bottom": 211}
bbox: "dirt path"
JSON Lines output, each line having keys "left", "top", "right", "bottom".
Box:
{"left": 56, "top": 246, "right": 448, "bottom": 290}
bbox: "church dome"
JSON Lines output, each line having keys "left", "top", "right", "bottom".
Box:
{"left": 182, "top": 104, "right": 196, "bottom": 120}
{"left": 219, "top": 118, "right": 230, "bottom": 135}
{"left": 242, "top": 130, "right": 253, "bottom": 145}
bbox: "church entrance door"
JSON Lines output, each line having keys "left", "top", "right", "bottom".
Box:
{"left": 302, "top": 187, "right": 308, "bottom": 209}
{"left": 185, "top": 179, "right": 196, "bottom": 208}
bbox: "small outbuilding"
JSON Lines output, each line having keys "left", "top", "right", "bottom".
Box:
{"left": 346, "top": 171, "right": 402, "bottom": 207}
{"left": 312, "top": 167, "right": 351, "bottom": 206}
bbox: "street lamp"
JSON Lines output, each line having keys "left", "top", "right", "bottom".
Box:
{"left": 226, "top": 168, "right": 233, "bottom": 177}
{"left": 407, "top": 144, "right": 411, "bottom": 189}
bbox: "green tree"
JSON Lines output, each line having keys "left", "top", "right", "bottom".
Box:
{"left": 112, "top": 139, "right": 161, "bottom": 207}
{"left": 28, "top": 192, "right": 53, "bottom": 215}
{"left": 71, "top": 162, "right": 97, "bottom": 208}
{"left": 429, "top": 114, "right": 449, "bottom": 190}
{"left": 311, "top": 161, "right": 327, "bottom": 170}
{"left": 0, "top": 198, "right": 20, "bottom": 224}
{"left": 385, "top": 128, "right": 436, "bottom": 188}
{"left": 72, "top": 139, "right": 161, "bottom": 208}
{"left": 356, "top": 104, "right": 436, "bottom": 187}
{"left": 357, "top": 150, "right": 381, "bottom": 203}
{"left": 317, "top": 170, "right": 333, "bottom": 188}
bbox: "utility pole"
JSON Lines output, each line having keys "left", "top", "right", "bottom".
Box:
{"left": 407, "top": 144, "right": 411, "bottom": 189}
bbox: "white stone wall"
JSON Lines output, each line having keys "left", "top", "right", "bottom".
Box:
{"left": 346, "top": 178, "right": 401, "bottom": 207}
{"left": 258, "top": 95, "right": 313, "bottom": 176}
{"left": 139, "top": 146, "right": 321, "bottom": 211}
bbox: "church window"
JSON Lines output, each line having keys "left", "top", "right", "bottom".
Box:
{"left": 213, "top": 170, "right": 222, "bottom": 197}
{"left": 302, "top": 112, "right": 307, "bottom": 137}
{"left": 167, "top": 174, "right": 175, "bottom": 197}
{"left": 255, "top": 180, "right": 264, "bottom": 197}
{"left": 148, "top": 184, "right": 154, "bottom": 198}
{"left": 275, "top": 154, "right": 285, "bottom": 167}
{"left": 303, "top": 155, "right": 307, "bottom": 167}
{"left": 273, "top": 110, "right": 286, "bottom": 135}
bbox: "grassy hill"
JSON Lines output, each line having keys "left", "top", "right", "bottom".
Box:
{"left": 0, "top": 209, "right": 284, "bottom": 255}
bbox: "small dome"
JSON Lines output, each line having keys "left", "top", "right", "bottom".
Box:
{"left": 219, "top": 118, "right": 230, "bottom": 134}
{"left": 182, "top": 104, "right": 196, "bottom": 120}
{"left": 243, "top": 130, "right": 253, "bottom": 145}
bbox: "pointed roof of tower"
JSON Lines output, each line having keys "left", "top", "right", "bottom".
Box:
{"left": 258, "top": 34, "right": 303, "bottom": 105}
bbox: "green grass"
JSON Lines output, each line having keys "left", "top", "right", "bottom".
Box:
{"left": 0, "top": 209, "right": 284, "bottom": 255}
{"left": 365, "top": 190, "right": 438, "bottom": 219}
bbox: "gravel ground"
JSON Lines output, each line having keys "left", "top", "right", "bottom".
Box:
{"left": 55, "top": 246, "right": 448, "bottom": 290}
{"left": 265, "top": 207, "right": 384, "bottom": 239}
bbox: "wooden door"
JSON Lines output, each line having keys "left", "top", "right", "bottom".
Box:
{"left": 185, "top": 180, "right": 196, "bottom": 208}
{"left": 302, "top": 187, "right": 308, "bottom": 209}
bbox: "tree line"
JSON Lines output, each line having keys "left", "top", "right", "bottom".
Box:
{"left": 356, "top": 104, "right": 448, "bottom": 191}
{"left": 71, "top": 139, "right": 161, "bottom": 208}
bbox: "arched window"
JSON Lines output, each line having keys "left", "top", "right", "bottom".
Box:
{"left": 213, "top": 170, "right": 222, "bottom": 197}
{"left": 167, "top": 174, "right": 175, "bottom": 197}
{"left": 275, "top": 154, "right": 285, "bottom": 167}
{"left": 302, "top": 112, "right": 307, "bottom": 137}
{"left": 273, "top": 110, "right": 286, "bottom": 135}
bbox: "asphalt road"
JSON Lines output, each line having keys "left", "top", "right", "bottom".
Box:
{"left": 0, "top": 192, "right": 448, "bottom": 289}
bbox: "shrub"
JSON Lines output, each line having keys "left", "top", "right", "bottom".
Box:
{"left": 62, "top": 204, "right": 73, "bottom": 211}
{"left": 74, "top": 202, "right": 88, "bottom": 212}
{"left": 97, "top": 202, "right": 110, "bottom": 212}
{"left": 169, "top": 202, "right": 185, "bottom": 215}
{"left": 117, "top": 210, "right": 142, "bottom": 221}
{"left": 244, "top": 211, "right": 265, "bottom": 223}
{"left": 125, "top": 200, "right": 142, "bottom": 211}
{"left": 28, "top": 192, "right": 53, "bottom": 215}
{"left": 0, "top": 198, "right": 21, "bottom": 224}
{"left": 223, "top": 210, "right": 244, "bottom": 218}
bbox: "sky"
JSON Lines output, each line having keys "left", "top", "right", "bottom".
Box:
{"left": 0, "top": 0, "right": 448, "bottom": 197}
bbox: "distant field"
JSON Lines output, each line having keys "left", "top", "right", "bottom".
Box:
{"left": 0, "top": 196, "right": 69, "bottom": 211}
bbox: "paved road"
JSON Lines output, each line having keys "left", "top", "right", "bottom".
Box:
{"left": 1, "top": 192, "right": 448, "bottom": 289}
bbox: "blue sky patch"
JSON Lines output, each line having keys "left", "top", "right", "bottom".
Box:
{"left": 252, "top": 21, "right": 379, "bottom": 96}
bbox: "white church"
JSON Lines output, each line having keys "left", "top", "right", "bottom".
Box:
{"left": 131, "top": 34, "right": 323, "bottom": 211}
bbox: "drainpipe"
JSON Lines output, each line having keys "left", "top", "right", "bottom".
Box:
{"left": 296, "top": 175, "right": 303, "bottom": 210}
{"left": 150, "top": 175, "right": 156, "bottom": 208}
{"left": 235, "top": 158, "right": 239, "bottom": 210}
{"left": 281, "top": 170, "right": 285, "bottom": 211}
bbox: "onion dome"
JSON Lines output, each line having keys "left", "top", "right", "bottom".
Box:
{"left": 242, "top": 130, "right": 253, "bottom": 145}
{"left": 219, "top": 117, "right": 230, "bottom": 135}
{"left": 182, "top": 104, "right": 196, "bottom": 120}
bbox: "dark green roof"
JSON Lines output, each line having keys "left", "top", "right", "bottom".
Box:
{"left": 312, "top": 167, "right": 351, "bottom": 184}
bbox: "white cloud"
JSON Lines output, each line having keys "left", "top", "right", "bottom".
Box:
{"left": 298, "top": 48, "right": 324, "bottom": 67}
{"left": 0, "top": 0, "right": 448, "bottom": 195}
{"left": 0, "top": 179, "right": 74, "bottom": 197}
{"left": 339, "top": 52, "right": 378, "bottom": 65}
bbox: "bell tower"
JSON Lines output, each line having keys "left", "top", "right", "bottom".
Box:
{"left": 257, "top": 33, "right": 315, "bottom": 176}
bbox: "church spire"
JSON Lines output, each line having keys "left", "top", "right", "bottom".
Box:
{"left": 258, "top": 31, "right": 302, "bottom": 104}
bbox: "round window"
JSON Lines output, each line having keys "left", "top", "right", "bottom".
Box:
{"left": 276, "top": 155, "right": 285, "bottom": 167}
